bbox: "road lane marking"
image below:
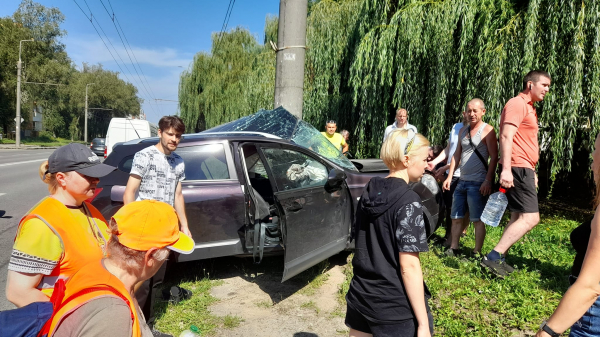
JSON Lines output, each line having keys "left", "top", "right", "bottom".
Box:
{"left": 0, "top": 158, "right": 47, "bottom": 167}
{"left": 0, "top": 193, "right": 5, "bottom": 197}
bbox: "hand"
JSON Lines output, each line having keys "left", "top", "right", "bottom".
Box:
{"left": 417, "top": 325, "right": 431, "bottom": 337}
{"left": 499, "top": 169, "right": 514, "bottom": 189}
{"left": 180, "top": 226, "right": 193, "bottom": 239}
{"left": 442, "top": 178, "right": 451, "bottom": 191}
{"left": 535, "top": 172, "right": 538, "bottom": 188}
{"left": 479, "top": 180, "right": 492, "bottom": 196}
{"left": 434, "top": 167, "right": 446, "bottom": 181}
{"left": 426, "top": 162, "right": 436, "bottom": 171}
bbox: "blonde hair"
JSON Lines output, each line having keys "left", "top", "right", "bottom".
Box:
{"left": 380, "top": 129, "right": 430, "bottom": 171}
{"left": 106, "top": 219, "right": 169, "bottom": 274}
{"left": 39, "top": 160, "right": 60, "bottom": 194}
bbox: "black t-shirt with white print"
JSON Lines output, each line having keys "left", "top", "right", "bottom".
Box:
{"left": 346, "top": 177, "right": 430, "bottom": 323}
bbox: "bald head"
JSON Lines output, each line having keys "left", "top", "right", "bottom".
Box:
{"left": 465, "top": 98, "right": 485, "bottom": 112}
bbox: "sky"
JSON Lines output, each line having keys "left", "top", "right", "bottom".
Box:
{"left": 1, "top": 0, "right": 280, "bottom": 124}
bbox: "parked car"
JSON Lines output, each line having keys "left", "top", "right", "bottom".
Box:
{"left": 90, "top": 138, "right": 106, "bottom": 156}
{"left": 92, "top": 108, "right": 442, "bottom": 281}
{"left": 104, "top": 118, "right": 158, "bottom": 158}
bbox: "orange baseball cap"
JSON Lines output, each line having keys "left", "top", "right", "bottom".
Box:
{"left": 112, "top": 200, "right": 195, "bottom": 254}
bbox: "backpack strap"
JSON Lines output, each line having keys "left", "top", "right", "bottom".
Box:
{"left": 466, "top": 125, "right": 489, "bottom": 171}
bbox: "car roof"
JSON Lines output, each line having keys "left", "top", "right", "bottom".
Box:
{"left": 120, "top": 131, "right": 288, "bottom": 146}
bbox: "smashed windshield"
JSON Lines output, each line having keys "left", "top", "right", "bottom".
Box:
{"left": 204, "top": 108, "right": 358, "bottom": 171}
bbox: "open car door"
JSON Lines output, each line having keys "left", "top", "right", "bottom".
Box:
{"left": 258, "top": 145, "right": 352, "bottom": 282}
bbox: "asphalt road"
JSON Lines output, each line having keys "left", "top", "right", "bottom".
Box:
{"left": 0, "top": 149, "right": 57, "bottom": 311}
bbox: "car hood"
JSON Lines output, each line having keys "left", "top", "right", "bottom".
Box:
{"left": 204, "top": 107, "right": 357, "bottom": 171}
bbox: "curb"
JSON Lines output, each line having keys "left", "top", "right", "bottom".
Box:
{"left": 0, "top": 146, "right": 59, "bottom": 150}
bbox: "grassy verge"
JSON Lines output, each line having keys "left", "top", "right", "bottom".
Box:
{"left": 338, "top": 201, "right": 592, "bottom": 336}
{"left": 0, "top": 136, "right": 85, "bottom": 146}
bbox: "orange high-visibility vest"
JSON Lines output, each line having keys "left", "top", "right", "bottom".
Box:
{"left": 16, "top": 197, "right": 108, "bottom": 297}
{"left": 46, "top": 260, "right": 141, "bottom": 337}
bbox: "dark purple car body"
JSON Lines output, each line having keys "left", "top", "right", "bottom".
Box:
{"left": 93, "top": 108, "right": 441, "bottom": 281}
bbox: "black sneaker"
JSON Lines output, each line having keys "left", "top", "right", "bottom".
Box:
{"left": 469, "top": 251, "right": 483, "bottom": 260}
{"left": 444, "top": 248, "right": 460, "bottom": 257}
{"left": 151, "top": 328, "right": 174, "bottom": 337}
{"left": 480, "top": 256, "right": 510, "bottom": 278}
{"left": 501, "top": 260, "right": 515, "bottom": 273}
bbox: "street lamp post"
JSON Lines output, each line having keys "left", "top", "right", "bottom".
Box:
{"left": 85, "top": 83, "right": 95, "bottom": 143}
{"left": 16, "top": 38, "right": 34, "bottom": 148}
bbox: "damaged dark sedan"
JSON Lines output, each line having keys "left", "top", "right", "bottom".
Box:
{"left": 92, "top": 108, "right": 443, "bottom": 281}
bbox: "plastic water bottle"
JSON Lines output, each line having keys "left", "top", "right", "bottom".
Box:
{"left": 179, "top": 325, "right": 201, "bottom": 337}
{"left": 481, "top": 188, "right": 508, "bottom": 227}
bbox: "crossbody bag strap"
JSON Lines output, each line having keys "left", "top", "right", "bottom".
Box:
{"left": 466, "top": 126, "right": 489, "bottom": 171}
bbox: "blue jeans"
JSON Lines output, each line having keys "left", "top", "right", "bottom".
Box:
{"left": 570, "top": 296, "right": 600, "bottom": 337}
{"left": 450, "top": 180, "right": 486, "bottom": 222}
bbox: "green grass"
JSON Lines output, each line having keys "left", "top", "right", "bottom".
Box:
{"left": 298, "top": 260, "right": 330, "bottom": 296}
{"left": 222, "top": 315, "right": 244, "bottom": 329}
{"left": 0, "top": 136, "right": 85, "bottom": 146}
{"left": 255, "top": 300, "right": 273, "bottom": 308}
{"left": 153, "top": 278, "right": 224, "bottom": 336}
{"left": 338, "top": 201, "right": 592, "bottom": 336}
{"left": 301, "top": 300, "right": 320, "bottom": 314}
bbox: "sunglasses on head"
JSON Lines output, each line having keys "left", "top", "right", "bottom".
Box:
{"left": 404, "top": 129, "right": 416, "bottom": 154}
{"left": 326, "top": 120, "right": 337, "bottom": 125}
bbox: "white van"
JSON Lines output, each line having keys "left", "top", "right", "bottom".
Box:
{"left": 105, "top": 118, "right": 158, "bottom": 158}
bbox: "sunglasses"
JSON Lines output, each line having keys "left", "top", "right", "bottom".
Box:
{"left": 326, "top": 120, "right": 337, "bottom": 125}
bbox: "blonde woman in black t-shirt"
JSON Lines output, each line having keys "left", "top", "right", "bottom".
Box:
{"left": 346, "top": 129, "right": 433, "bottom": 337}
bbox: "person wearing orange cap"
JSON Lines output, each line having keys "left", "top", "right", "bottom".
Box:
{"left": 45, "top": 200, "right": 195, "bottom": 337}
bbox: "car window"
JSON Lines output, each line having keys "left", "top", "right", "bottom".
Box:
{"left": 118, "top": 155, "right": 134, "bottom": 173}
{"left": 177, "top": 144, "right": 230, "bottom": 180}
{"left": 262, "top": 148, "right": 328, "bottom": 191}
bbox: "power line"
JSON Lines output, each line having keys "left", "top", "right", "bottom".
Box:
{"left": 72, "top": 0, "right": 160, "bottom": 118}
{"left": 97, "top": 0, "right": 160, "bottom": 116}
{"left": 97, "top": 0, "right": 164, "bottom": 117}
{"left": 212, "top": 0, "right": 237, "bottom": 57}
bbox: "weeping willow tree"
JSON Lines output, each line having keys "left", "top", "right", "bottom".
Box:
{"left": 178, "top": 17, "right": 278, "bottom": 132}
{"left": 180, "top": 0, "right": 600, "bottom": 183}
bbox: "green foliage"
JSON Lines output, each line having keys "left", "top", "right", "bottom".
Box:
{"left": 0, "top": 0, "right": 141, "bottom": 141}
{"left": 180, "top": 0, "right": 600, "bottom": 180}
{"left": 178, "top": 19, "right": 277, "bottom": 132}
{"left": 336, "top": 202, "right": 591, "bottom": 336}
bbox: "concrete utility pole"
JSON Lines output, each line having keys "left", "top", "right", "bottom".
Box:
{"left": 85, "top": 83, "right": 95, "bottom": 143}
{"left": 15, "top": 38, "right": 33, "bottom": 148}
{"left": 273, "top": 0, "right": 308, "bottom": 119}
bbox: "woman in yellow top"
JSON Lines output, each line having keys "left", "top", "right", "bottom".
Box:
{"left": 5, "top": 143, "right": 116, "bottom": 307}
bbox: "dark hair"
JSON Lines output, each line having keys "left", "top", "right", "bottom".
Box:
{"left": 158, "top": 115, "right": 185, "bottom": 134}
{"left": 523, "top": 70, "right": 551, "bottom": 90}
{"left": 431, "top": 145, "right": 444, "bottom": 158}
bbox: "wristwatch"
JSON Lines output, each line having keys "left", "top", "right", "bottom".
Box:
{"left": 539, "top": 321, "right": 560, "bottom": 337}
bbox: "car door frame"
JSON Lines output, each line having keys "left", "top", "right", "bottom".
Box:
{"left": 255, "top": 142, "right": 352, "bottom": 282}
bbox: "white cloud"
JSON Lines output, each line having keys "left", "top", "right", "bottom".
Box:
{"left": 67, "top": 35, "right": 192, "bottom": 68}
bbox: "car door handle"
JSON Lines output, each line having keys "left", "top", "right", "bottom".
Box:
{"left": 286, "top": 201, "right": 303, "bottom": 212}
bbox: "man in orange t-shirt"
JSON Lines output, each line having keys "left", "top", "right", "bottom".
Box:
{"left": 481, "top": 70, "right": 551, "bottom": 278}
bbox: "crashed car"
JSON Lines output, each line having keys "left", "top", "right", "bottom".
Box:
{"left": 93, "top": 108, "right": 442, "bottom": 281}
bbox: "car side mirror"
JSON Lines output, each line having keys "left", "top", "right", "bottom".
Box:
{"left": 325, "top": 168, "right": 346, "bottom": 192}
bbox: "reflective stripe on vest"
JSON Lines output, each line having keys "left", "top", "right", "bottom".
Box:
{"left": 15, "top": 197, "right": 108, "bottom": 297}
{"left": 47, "top": 261, "right": 141, "bottom": 337}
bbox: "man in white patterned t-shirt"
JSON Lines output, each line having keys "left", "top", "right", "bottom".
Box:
{"left": 123, "top": 115, "right": 190, "bottom": 335}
